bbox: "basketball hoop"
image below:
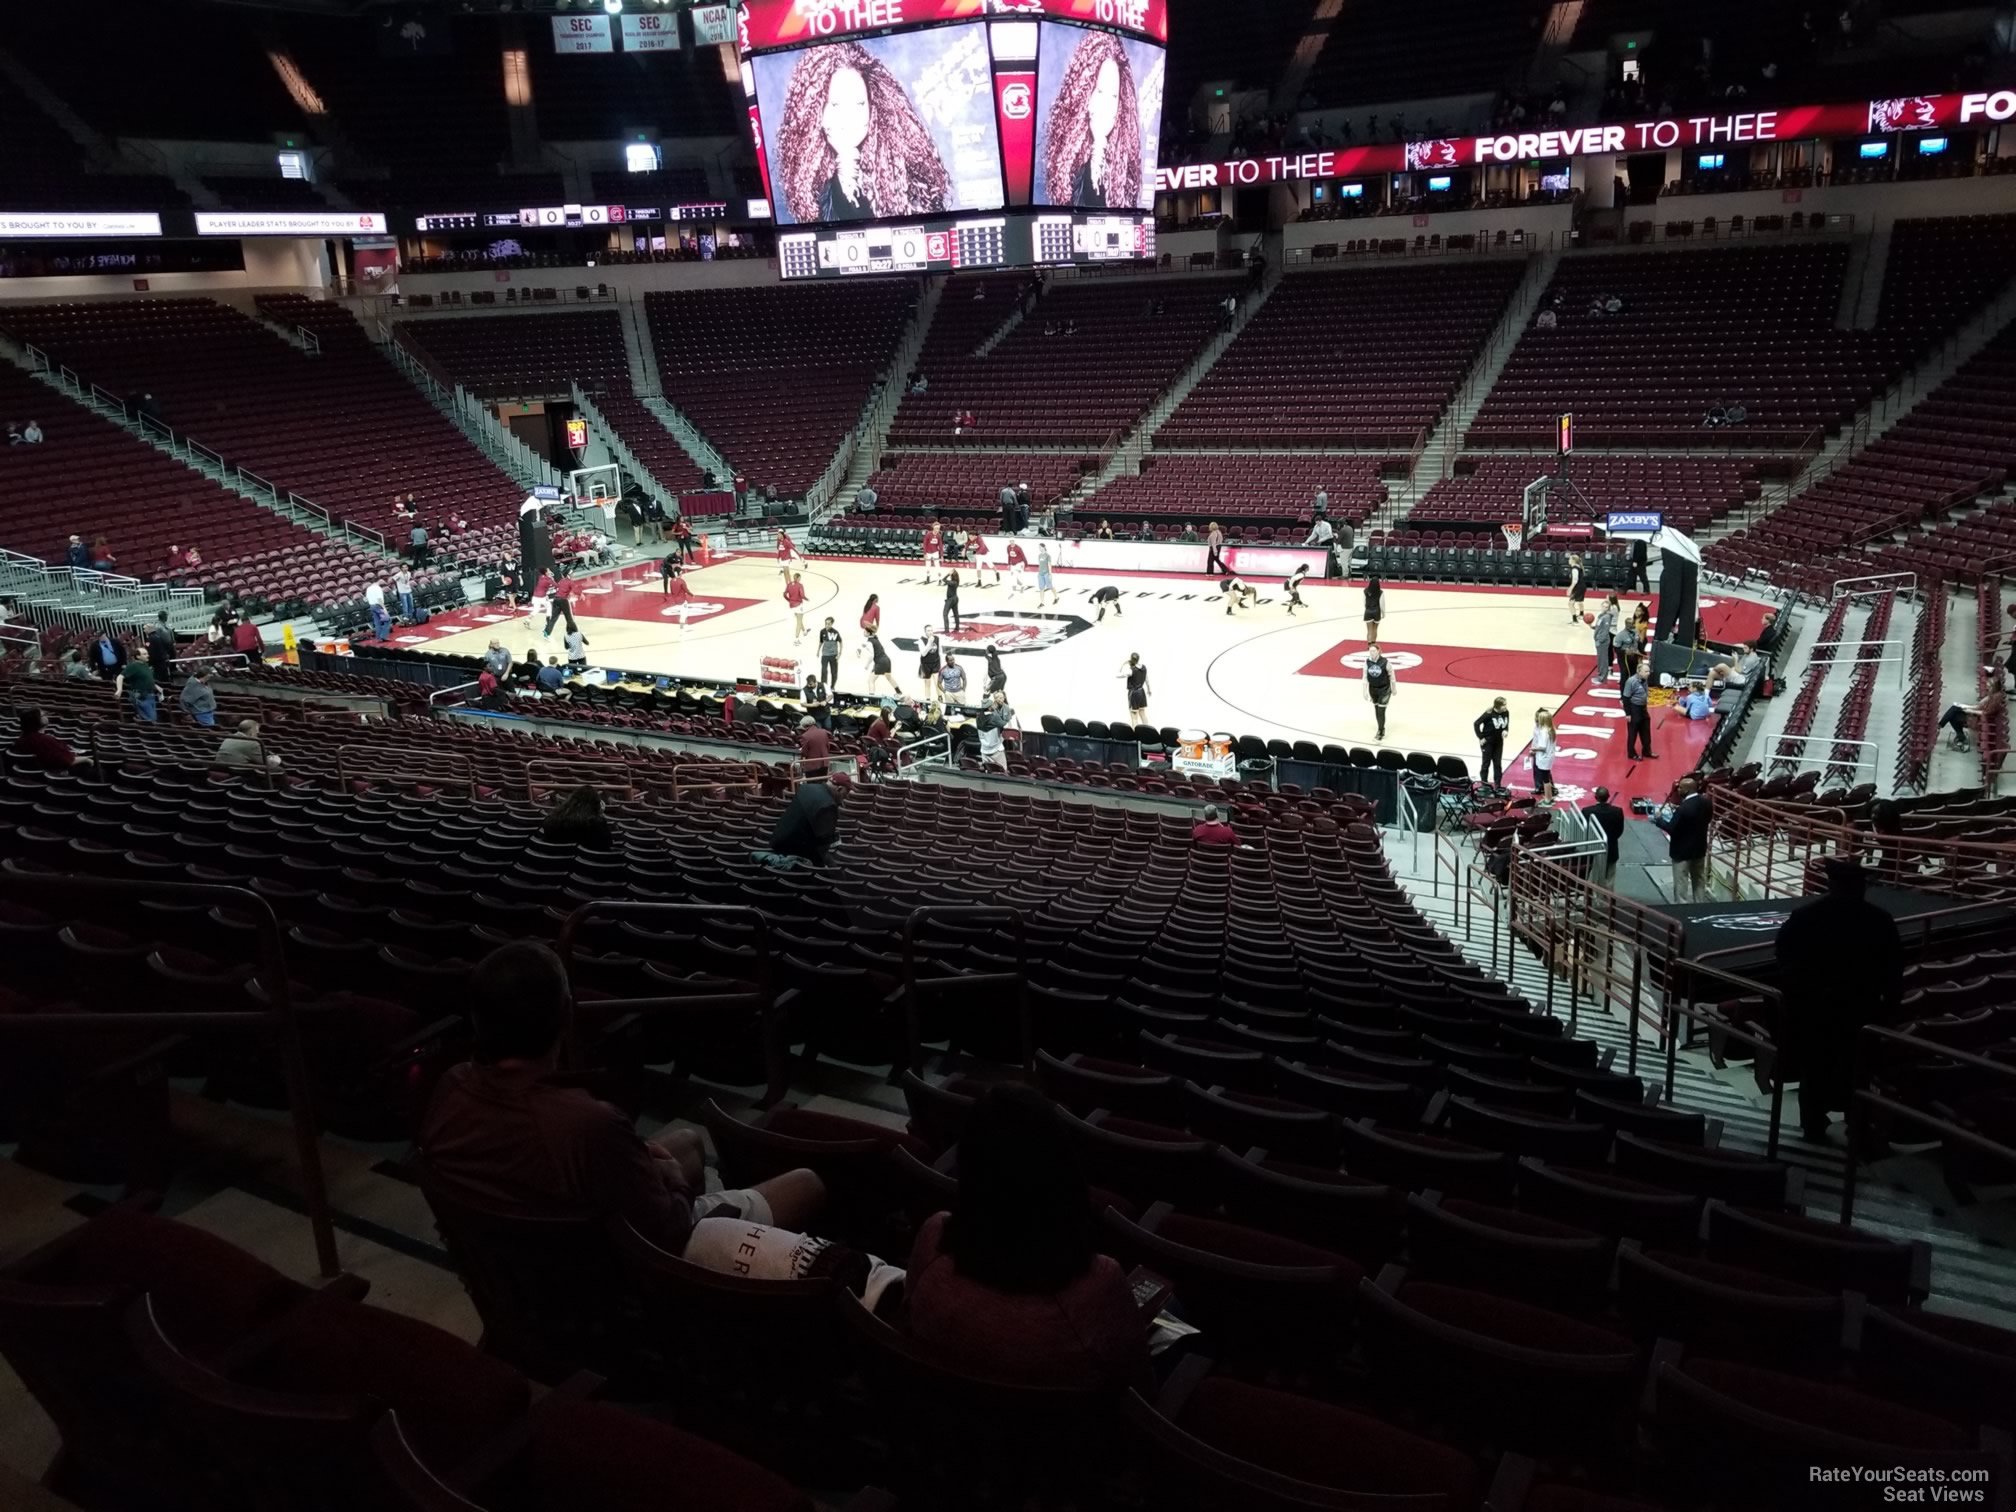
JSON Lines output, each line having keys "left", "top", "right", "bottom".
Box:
{"left": 1502, "top": 521, "right": 1525, "bottom": 552}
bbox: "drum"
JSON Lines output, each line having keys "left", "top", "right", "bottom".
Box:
{"left": 1210, "top": 733, "right": 1234, "bottom": 760}
{"left": 1177, "top": 728, "right": 1208, "bottom": 760}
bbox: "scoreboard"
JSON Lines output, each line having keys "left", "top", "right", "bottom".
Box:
{"left": 778, "top": 210, "right": 1150, "bottom": 280}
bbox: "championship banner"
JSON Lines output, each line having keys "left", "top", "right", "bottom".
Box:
{"left": 551, "top": 14, "right": 614, "bottom": 53}
{"left": 738, "top": 0, "right": 1166, "bottom": 53}
{"left": 1156, "top": 90, "right": 2007, "bottom": 194}
{"left": 691, "top": 3, "right": 737, "bottom": 45}
{"left": 619, "top": 12, "right": 680, "bottom": 51}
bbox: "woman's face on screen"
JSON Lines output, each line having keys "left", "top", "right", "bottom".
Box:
{"left": 1088, "top": 57, "right": 1120, "bottom": 142}
{"left": 824, "top": 65, "right": 871, "bottom": 152}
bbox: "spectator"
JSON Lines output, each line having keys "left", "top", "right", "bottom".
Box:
{"left": 89, "top": 538, "right": 116, "bottom": 573}
{"left": 1939, "top": 682, "right": 2005, "bottom": 752}
{"left": 536, "top": 656, "right": 568, "bottom": 693}
{"left": 563, "top": 625, "right": 591, "bottom": 673}
{"left": 216, "top": 719, "right": 276, "bottom": 768}
{"left": 483, "top": 639, "right": 513, "bottom": 679}
{"left": 1709, "top": 642, "right": 1761, "bottom": 691}
{"left": 364, "top": 581, "right": 391, "bottom": 642}
{"left": 20, "top": 420, "right": 42, "bottom": 444}
{"left": 179, "top": 669, "right": 218, "bottom": 727}
{"left": 1179, "top": 522, "right": 1199, "bottom": 544}
{"left": 541, "top": 788, "right": 612, "bottom": 848}
{"left": 1682, "top": 681, "right": 1716, "bottom": 719}
{"left": 475, "top": 667, "right": 502, "bottom": 709}
{"left": 1535, "top": 308, "right": 1558, "bottom": 330}
{"left": 232, "top": 617, "right": 263, "bottom": 662}
{"left": 904, "top": 1084, "right": 1149, "bottom": 1388}
{"left": 116, "top": 654, "right": 158, "bottom": 722}
{"left": 91, "top": 629, "right": 126, "bottom": 681}
{"left": 134, "top": 392, "right": 161, "bottom": 425}
{"left": 420, "top": 944, "right": 875, "bottom": 1291}
{"left": 14, "top": 708, "right": 86, "bottom": 770}
{"left": 976, "top": 692, "right": 1015, "bottom": 773}
{"left": 395, "top": 567, "right": 416, "bottom": 622}
{"left": 1776, "top": 859, "right": 1902, "bottom": 1145}
{"left": 796, "top": 714, "right": 833, "bottom": 778}
{"left": 145, "top": 611, "right": 176, "bottom": 683}
{"left": 1312, "top": 488, "right": 1329, "bottom": 517}
{"left": 64, "top": 535, "right": 88, "bottom": 569}
{"left": 409, "top": 522, "right": 429, "bottom": 566}
{"left": 1587, "top": 786, "right": 1625, "bottom": 885}
{"left": 1191, "top": 804, "right": 1239, "bottom": 845}
{"left": 769, "top": 779, "right": 840, "bottom": 865}
{"left": 4, "top": 421, "right": 18, "bottom": 445}
{"left": 856, "top": 483, "right": 879, "bottom": 514}
{"left": 1654, "top": 777, "right": 1712, "bottom": 901}
{"left": 58, "top": 647, "right": 93, "bottom": 680}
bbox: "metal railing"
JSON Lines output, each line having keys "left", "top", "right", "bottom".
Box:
{"left": 901, "top": 905, "right": 1028, "bottom": 1074}
{"left": 1662, "top": 956, "right": 1788, "bottom": 1157}
{"left": 895, "top": 730, "right": 953, "bottom": 775}
{"left": 1845, "top": 1025, "right": 2016, "bottom": 1224}
{"left": 1832, "top": 570, "right": 1918, "bottom": 602}
{"left": 0, "top": 871, "right": 338, "bottom": 1278}
{"left": 1762, "top": 732, "right": 1883, "bottom": 784}
{"left": 554, "top": 901, "right": 789, "bottom": 1108}
{"left": 333, "top": 745, "right": 477, "bottom": 798}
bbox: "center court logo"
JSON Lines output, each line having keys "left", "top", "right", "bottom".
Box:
{"left": 893, "top": 614, "right": 1091, "bottom": 656}
{"left": 658, "top": 601, "right": 733, "bottom": 619}
{"left": 1340, "top": 649, "right": 1423, "bottom": 674}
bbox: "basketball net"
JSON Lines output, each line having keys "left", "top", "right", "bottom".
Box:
{"left": 1502, "top": 522, "right": 1525, "bottom": 552}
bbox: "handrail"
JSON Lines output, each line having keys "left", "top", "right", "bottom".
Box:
{"left": 334, "top": 745, "right": 477, "bottom": 798}
{"left": 670, "top": 761, "right": 771, "bottom": 800}
{"left": 428, "top": 680, "right": 480, "bottom": 708}
{"left": 525, "top": 757, "right": 642, "bottom": 799}
{"left": 0, "top": 869, "right": 337, "bottom": 1278}
{"left": 1662, "top": 956, "right": 1787, "bottom": 1156}
{"left": 901, "top": 904, "right": 1029, "bottom": 1074}
{"left": 895, "top": 730, "right": 952, "bottom": 774}
{"left": 170, "top": 651, "right": 252, "bottom": 674}
{"left": 553, "top": 901, "right": 788, "bottom": 1107}
{"left": 1844, "top": 1025, "right": 2016, "bottom": 1223}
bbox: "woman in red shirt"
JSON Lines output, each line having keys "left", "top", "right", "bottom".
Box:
{"left": 904, "top": 1084, "right": 1149, "bottom": 1389}
{"left": 783, "top": 572, "right": 808, "bottom": 642}
{"left": 859, "top": 593, "right": 882, "bottom": 655}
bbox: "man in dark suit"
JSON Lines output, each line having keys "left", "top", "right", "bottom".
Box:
{"left": 1653, "top": 777, "right": 1711, "bottom": 901}
{"left": 1586, "top": 786, "right": 1626, "bottom": 887}
{"left": 1775, "top": 859, "right": 1903, "bottom": 1145}
{"left": 1629, "top": 535, "right": 1650, "bottom": 592}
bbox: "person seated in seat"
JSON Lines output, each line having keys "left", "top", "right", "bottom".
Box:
{"left": 13, "top": 707, "right": 88, "bottom": 770}
{"left": 1191, "top": 803, "right": 1239, "bottom": 845}
{"left": 421, "top": 944, "right": 899, "bottom": 1294}
{"left": 1707, "top": 642, "right": 1761, "bottom": 691}
{"left": 1680, "top": 681, "right": 1716, "bottom": 719}
{"left": 904, "top": 1084, "right": 1150, "bottom": 1389}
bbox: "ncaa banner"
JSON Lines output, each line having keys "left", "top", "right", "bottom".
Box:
{"left": 691, "top": 4, "right": 736, "bottom": 45}
{"left": 994, "top": 68, "right": 1037, "bottom": 205}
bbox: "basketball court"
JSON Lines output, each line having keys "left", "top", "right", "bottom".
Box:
{"left": 397, "top": 548, "right": 1774, "bottom": 804}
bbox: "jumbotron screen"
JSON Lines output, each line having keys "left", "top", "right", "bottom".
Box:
{"left": 737, "top": 0, "right": 1166, "bottom": 278}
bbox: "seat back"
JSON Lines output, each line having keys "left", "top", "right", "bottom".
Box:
{"left": 416, "top": 1162, "right": 637, "bottom": 1383}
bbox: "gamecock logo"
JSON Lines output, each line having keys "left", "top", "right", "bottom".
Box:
{"left": 1688, "top": 911, "right": 1792, "bottom": 932}
{"left": 1339, "top": 649, "right": 1423, "bottom": 674}
{"left": 1404, "top": 139, "right": 1460, "bottom": 170}
{"left": 1002, "top": 81, "right": 1032, "bottom": 120}
{"left": 893, "top": 614, "right": 1090, "bottom": 656}
{"left": 1867, "top": 96, "right": 1937, "bottom": 133}
{"left": 659, "top": 600, "right": 732, "bottom": 619}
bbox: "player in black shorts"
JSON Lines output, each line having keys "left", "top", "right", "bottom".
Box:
{"left": 1220, "top": 576, "right": 1257, "bottom": 615}
{"left": 1090, "top": 585, "right": 1123, "bottom": 621}
{"left": 1121, "top": 653, "right": 1151, "bottom": 724}
{"left": 1284, "top": 563, "right": 1308, "bottom": 615}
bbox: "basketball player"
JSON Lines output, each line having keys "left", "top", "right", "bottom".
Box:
{"left": 921, "top": 520, "right": 943, "bottom": 582}
{"left": 917, "top": 629, "right": 943, "bottom": 706}
{"left": 658, "top": 548, "right": 682, "bottom": 593}
{"left": 1035, "top": 544, "right": 1058, "bottom": 607}
{"left": 1120, "top": 653, "right": 1151, "bottom": 725}
{"left": 867, "top": 634, "right": 903, "bottom": 700}
{"left": 970, "top": 532, "right": 996, "bottom": 587}
{"left": 816, "top": 617, "right": 842, "bottom": 693}
{"left": 665, "top": 570, "right": 694, "bottom": 633}
{"left": 1363, "top": 646, "right": 1395, "bottom": 740}
{"left": 1566, "top": 553, "right": 1586, "bottom": 623}
{"left": 1363, "top": 572, "right": 1384, "bottom": 643}
{"left": 775, "top": 528, "right": 800, "bottom": 576}
{"left": 1090, "top": 585, "right": 1123, "bottom": 621}
{"left": 782, "top": 571, "right": 808, "bottom": 642}
{"left": 1220, "top": 575, "right": 1258, "bottom": 615}
{"left": 1284, "top": 562, "right": 1309, "bottom": 615}
{"left": 1005, "top": 539, "right": 1029, "bottom": 593}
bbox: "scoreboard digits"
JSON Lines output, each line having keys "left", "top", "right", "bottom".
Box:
{"left": 780, "top": 213, "right": 1145, "bottom": 280}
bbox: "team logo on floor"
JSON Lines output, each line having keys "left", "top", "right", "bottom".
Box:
{"left": 1339, "top": 649, "right": 1423, "bottom": 674}
{"left": 658, "top": 601, "right": 735, "bottom": 619}
{"left": 892, "top": 614, "right": 1091, "bottom": 656}
{"left": 1687, "top": 911, "right": 1792, "bottom": 932}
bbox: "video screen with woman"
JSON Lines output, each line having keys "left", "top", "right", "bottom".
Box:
{"left": 752, "top": 28, "right": 1005, "bottom": 227}
{"left": 1032, "top": 23, "right": 1164, "bottom": 211}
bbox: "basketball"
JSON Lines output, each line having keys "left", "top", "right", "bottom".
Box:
{"left": 1584, "top": 611, "right": 1596, "bottom": 625}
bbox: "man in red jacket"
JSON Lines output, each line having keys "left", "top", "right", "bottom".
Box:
{"left": 1191, "top": 804, "right": 1238, "bottom": 845}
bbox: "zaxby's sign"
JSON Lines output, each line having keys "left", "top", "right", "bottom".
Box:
{"left": 1156, "top": 91, "right": 2009, "bottom": 194}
